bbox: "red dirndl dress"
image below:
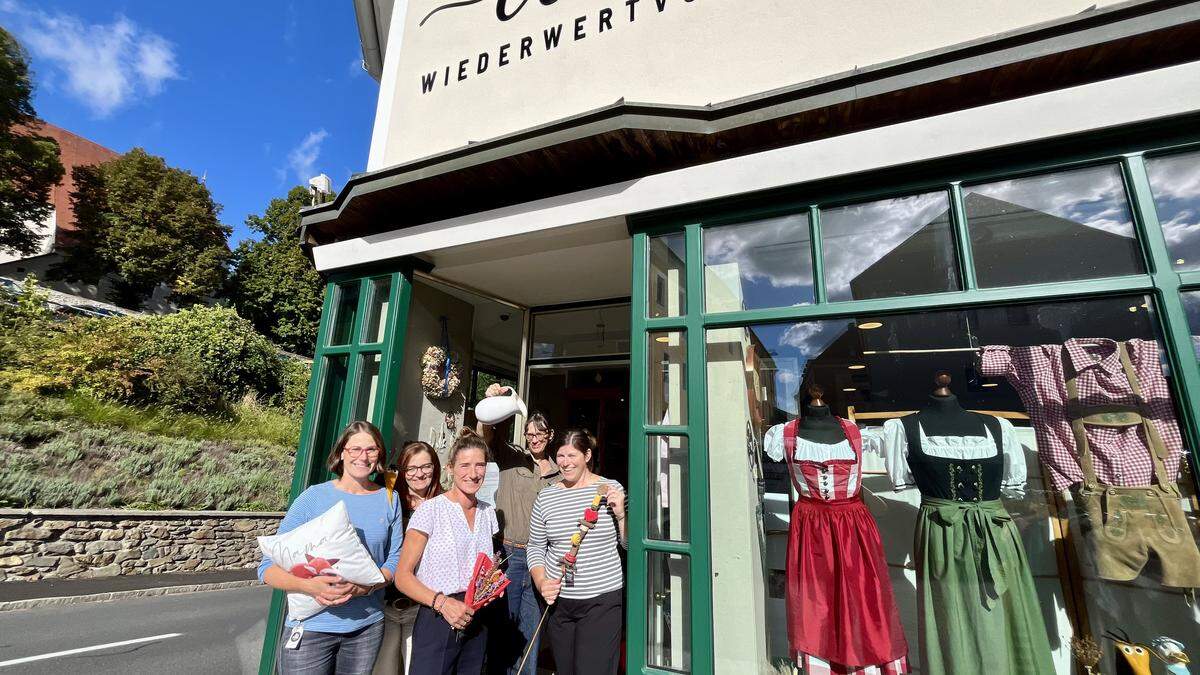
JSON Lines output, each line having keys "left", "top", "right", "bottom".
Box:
{"left": 784, "top": 418, "right": 908, "bottom": 674}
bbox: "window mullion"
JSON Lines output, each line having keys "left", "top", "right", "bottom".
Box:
{"left": 809, "top": 205, "right": 827, "bottom": 304}
{"left": 949, "top": 182, "right": 978, "bottom": 291}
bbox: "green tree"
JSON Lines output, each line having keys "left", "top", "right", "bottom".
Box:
{"left": 0, "top": 28, "right": 65, "bottom": 255}
{"left": 51, "top": 148, "right": 231, "bottom": 308}
{"left": 229, "top": 186, "right": 324, "bottom": 355}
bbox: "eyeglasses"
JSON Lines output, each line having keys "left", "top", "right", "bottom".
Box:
{"left": 525, "top": 432, "right": 550, "bottom": 441}
{"left": 404, "top": 463, "right": 435, "bottom": 476}
{"left": 343, "top": 446, "right": 380, "bottom": 459}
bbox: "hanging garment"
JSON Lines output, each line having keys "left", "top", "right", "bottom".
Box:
{"left": 893, "top": 417, "right": 1055, "bottom": 675}
{"left": 783, "top": 418, "right": 908, "bottom": 674}
{"left": 980, "top": 338, "right": 1185, "bottom": 491}
{"left": 1061, "top": 342, "right": 1200, "bottom": 588}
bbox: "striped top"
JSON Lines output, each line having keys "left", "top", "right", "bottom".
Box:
{"left": 527, "top": 478, "right": 626, "bottom": 600}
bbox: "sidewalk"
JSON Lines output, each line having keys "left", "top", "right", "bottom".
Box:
{"left": 0, "top": 568, "right": 260, "bottom": 610}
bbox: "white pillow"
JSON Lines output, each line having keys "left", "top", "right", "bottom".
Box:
{"left": 258, "top": 500, "right": 385, "bottom": 622}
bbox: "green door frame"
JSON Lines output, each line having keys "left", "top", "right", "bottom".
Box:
{"left": 627, "top": 129, "right": 1200, "bottom": 674}
{"left": 258, "top": 266, "right": 414, "bottom": 675}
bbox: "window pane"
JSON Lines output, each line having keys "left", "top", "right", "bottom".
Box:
{"left": 648, "top": 550, "right": 691, "bottom": 672}
{"left": 1185, "top": 291, "right": 1200, "bottom": 360}
{"left": 649, "top": 331, "right": 687, "bottom": 426}
{"left": 820, "top": 191, "right": 959, "bottom": 301}
{"left": 351, "top": 352, "right": 382, "bottom": 423}
{"left": 707, "top": 296, "right": 1200, "bottom": 674}
{"left": 965, "top": 164, "right": 1144, "bottom": 286}
{"left": 328, "top": 282, "right": 361, "bottom": 346}
{"left": 312, "top": 355, "right": 349, "bottom": 468}
{"left": 530, "top": 303, "right": 630, "bottom": 359}
{"left": 1146, "top": 151, "right": 1200, "bottom": 271}
{"left": 648, "top": 436, "right": 689, "bottom": 542}
{"left": 649, "top": 233, "right": 687, "bottom": 318}
{"left": 704, "top": 213, "right": 814, "bottom": 312}
{"left": 362, "top": 277, "right": 391, "bottom": 344}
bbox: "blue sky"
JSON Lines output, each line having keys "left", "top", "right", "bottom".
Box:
{"left": 2, "top": 0, "right": 379, "bottom": 244}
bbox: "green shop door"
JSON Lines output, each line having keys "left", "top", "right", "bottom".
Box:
{"left": 258, "top": 267, "right": 414, "bottom": 675}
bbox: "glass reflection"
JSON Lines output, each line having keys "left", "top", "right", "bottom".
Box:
{"left": 329, "top": 282, "right": 360, "bottom": 346}
{"left": 1184, "top": 291, "right": 1200, "bottom": 360}
{"left": 703, "top": 213, "right": 814, "bottom": 312}
{"left": 1146, "top": 151, "right": 1200, "bottom": 271}
{"left": 649, "top": 331, "right": 687, "bottom": 426}
{"left": 362, "top": 277, "right": 391, "bottom": 344}
{"left": 648, "top": 436, "right": 689, "bottom": 542}
{"left": 649, "top": 234, "right": 687, "bottom": 318}
{"left": 820, "top": 191, "right": 959, "bottom": 302}
{"left": 965, "top": 164, "right": 1143, "bottom": 286}
{"left": 647, "top": 550, "right": 691, "bottom": 672}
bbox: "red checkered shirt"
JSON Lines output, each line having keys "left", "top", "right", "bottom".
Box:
{"left": 981, "top": 338, "right": 1185, "bottom": 492}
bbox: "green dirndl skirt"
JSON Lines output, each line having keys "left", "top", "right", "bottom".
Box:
{"left": 915, "top": 498, "right": 1055, "bottom": 675}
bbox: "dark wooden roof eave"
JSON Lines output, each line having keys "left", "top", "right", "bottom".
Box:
{"left": 301, "top": 1, "right": 1200, "bottom": 246}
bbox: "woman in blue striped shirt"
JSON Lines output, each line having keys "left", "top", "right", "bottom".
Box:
{"left": 527, "top": 429, "right": 626, "bottom": 675}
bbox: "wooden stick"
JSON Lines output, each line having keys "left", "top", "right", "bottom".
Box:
{"left": 516, "top": 604, "right": 551, "bottom": 674}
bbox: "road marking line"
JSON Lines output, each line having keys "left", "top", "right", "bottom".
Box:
{"left": 0, "top": 633, "right": 183, "bottom": 667}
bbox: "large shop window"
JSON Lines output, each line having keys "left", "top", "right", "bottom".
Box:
{"left": 1185, "top": 291, "right": 1200, "bottom": 360}
{"left": 706, "top": 296, "right": 1200, "bottom": 674}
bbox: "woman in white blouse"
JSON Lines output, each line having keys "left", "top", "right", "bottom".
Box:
{"left": 394, "top": 430, "right": 500, "bottom": 675}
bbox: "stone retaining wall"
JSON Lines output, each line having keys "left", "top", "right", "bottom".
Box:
{"left": 0, "top": 509, "right": 284, "bottom": 582}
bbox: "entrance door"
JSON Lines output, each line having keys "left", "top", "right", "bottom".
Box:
{"left": 527, "top": 365, "right": 630, "bottom": 485}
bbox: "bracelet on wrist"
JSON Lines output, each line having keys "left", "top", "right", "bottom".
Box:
{"left": 431, "top": 591, "right": 445, "bottom": 610}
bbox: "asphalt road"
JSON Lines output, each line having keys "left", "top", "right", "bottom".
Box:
{"left": 0, "top": 586, "right": 271, "bottom": 674}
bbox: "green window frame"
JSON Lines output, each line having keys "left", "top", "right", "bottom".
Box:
{"left": 628, "top": 129, "right": 1200, "bottom": 674}
{"left": 258, "top": 267, "right": 414, "bottom": 675}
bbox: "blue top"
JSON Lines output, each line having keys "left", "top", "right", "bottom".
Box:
{"left": 257, "top": 480, "right": 403, "bottom": 633}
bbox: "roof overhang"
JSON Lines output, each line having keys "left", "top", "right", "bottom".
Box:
{"left": 353, "top": 0, "right": 393, "bottom": 81}
{"left": 310, "top": 0, "right": 1200, "bottom": 248}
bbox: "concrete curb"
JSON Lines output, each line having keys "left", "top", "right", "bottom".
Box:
{"left": 0, "top": 579, "right": 263, "bottom": 612}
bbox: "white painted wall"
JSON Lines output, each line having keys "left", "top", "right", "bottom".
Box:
{"left": 371, "top": 0, "right": 1120, "bottom": 166}
{"left": 316, "top": 60, "right": 1200, "bottom": 272}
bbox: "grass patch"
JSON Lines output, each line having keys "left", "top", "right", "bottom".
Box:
{"left": 0, "top": 389, "right": 294, "bottom": 511}
{"left": 27, "top": 390, "right": 300, "bottom": 448}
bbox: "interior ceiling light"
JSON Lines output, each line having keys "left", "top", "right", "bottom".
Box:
{"left": 654, "top": 335, "right": 671, "bottom": 343}
{"left": 842, "top": 387, "right": 856, "bottom": 392}
{"left": 1128, "top": 306, "right": 1139, "bottom": 312}
{"left": 858, "top": 321, "right": 884, "bottom": 330}
{"left": 982, "top": 383, "right": 999, "bottom": 388}
{"left": 848, "top": 364, "right": 867, "bottom": 370}
{"left": 1178, "top": 259, "right": 1187, "bottom": 265}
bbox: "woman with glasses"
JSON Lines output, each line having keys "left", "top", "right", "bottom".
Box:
{"left": 476, "top": 384, "right": 560, "bottom": 675}
{"left": 259, "top": 421, "right": 404, "bottom": 674}
{"left": 374, "top": 442, "right": 444, "bottom": 675}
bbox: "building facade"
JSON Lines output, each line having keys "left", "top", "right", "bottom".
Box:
{"left": 263, "top": 1, "right": 1200, "bottom": 672}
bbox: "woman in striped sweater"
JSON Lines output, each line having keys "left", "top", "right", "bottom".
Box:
{"left": 527, "top": 429, "right": 627, "bottom": 675}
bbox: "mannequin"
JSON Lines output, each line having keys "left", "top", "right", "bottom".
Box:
{"left": 906, "top": 372, "right": 990, "bottom": 438}
{"left": 796, "top": 383, "right": 848, "bottom": 445}
{"left": 878, "top": 371, "right": 1051, "bottom": 675}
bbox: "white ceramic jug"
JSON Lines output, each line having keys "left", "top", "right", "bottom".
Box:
{"left": 475, "top": 387, "right": 528, "bottom": 425}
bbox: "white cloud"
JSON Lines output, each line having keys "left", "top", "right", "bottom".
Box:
{"left": 285, "top": 129, "right": 330, "bottom": 184}
{"left": 2, "top": 3, "right": 180, "bottom": 117}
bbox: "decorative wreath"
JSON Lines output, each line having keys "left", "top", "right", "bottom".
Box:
{"left": 421, "top": 345, "right": 461, "bottom": 399}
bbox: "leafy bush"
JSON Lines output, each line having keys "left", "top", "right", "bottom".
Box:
{"left": 133, "top": 306, "right": 284, "bottom": 403}
{"left": 280, "top": 358, "right": 311, "bottom": 414}
{"left": 1, "top": 305, "right": 289, "bottom": 414}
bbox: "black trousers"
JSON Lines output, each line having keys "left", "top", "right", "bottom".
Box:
{"left": 547, "top": 589, "right": 623, "bottom": 675}
{"left": 409, "top": 594, "right": 488, "bottom": 675}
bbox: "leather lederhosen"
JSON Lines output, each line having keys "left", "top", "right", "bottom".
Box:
{"left": 1063, "top": 341, "right": 1200, "bottom": 588}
